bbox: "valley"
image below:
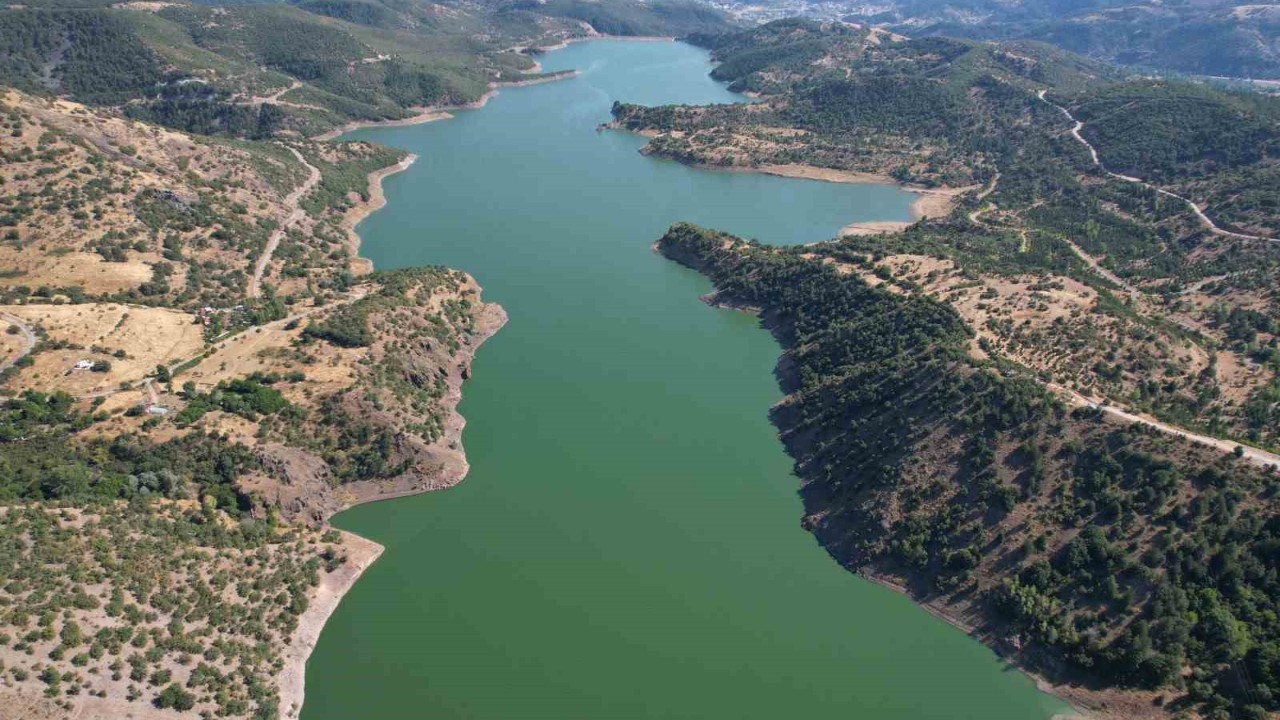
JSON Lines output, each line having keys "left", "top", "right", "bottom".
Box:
{"left": 1, "top": 5, "right": 1279, "bottom": 720}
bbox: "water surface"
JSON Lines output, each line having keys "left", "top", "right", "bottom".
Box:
{"left": 303, "top": 40, "right": 1067, "bottom": 720}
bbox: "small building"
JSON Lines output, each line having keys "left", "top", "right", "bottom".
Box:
{"left": 145, "top": 404, "right": 169, "bottom": 416}
{"left": 73, "top": 359, "right": 94, "bottom": 370}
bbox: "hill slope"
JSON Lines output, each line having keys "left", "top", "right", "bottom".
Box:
{"left": 0, "top": 0, "right": 734, "bottom": 137}
{"left": 617, "top": 21, "right": 1280, "bottom": 719}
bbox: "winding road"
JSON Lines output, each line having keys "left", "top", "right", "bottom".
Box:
{"left": 0, "top": 311, "right": 36, "bottom": 373}
{"left": 1037, "top": 90, "right": 1277, "bottom": 243}
{"left": 248, "top": 146, "right": 322, "bottom": 298}
{"left": 1025, "top": 90, "right": 1280, "bottom": 466}
{"left": 957, "top": 153, "right": 1276, "bottom": 466}
{"left": 244, "top": 79, "right": 302, "bottom": 106}
{"left": 239, "top": 79, "right": 325, "bottom": 112}
{"left": 965, "top": 172, "right": 1000, "bottom": 225}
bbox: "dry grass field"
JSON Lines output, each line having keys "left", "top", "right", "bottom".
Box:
{"left": 2, "top": 303, "right": 203, "bottom": 396}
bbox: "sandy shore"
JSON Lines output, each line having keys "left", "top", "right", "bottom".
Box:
{"left": 312, "top": 109, "right": 452, "bottom": 142}
{"left": 311, "top": 71, "right": 578, "bottom": 142}
{"left": 838, "top": 191, "right": 960, "bottom": 236}
{"left": 641, "top": 159, "right": 974, "bottom": 235}
{"left": 601, "top": 125, "right": 979, "bottom": 235}
{"left": 280, "top": 530, "right": 385, "bottom": 719}
{"left": 536, "top": 34, "right": 675, "bottom": 52}
{"left": 743, "top": 163, "right": 973, "bottom": 229}
{"left": 838, "top": 220, "right": 916, "bottom": 236}
{"left": 343, "top": 153, "right": 417, "bottom": 275}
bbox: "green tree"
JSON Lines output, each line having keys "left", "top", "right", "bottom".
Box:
{"left": 154, "top": 682, "right": 195, "bottom": 711}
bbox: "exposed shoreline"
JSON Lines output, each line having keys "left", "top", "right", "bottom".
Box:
{"left": 743, "top": 163, "right": 972, "bottom": 228}
{"left": 659, "top": 241, "right": 1133, "bottom": 720}
{"left": 279, "top": 50, "right": 535, "bottom": 720}
{"left": 310, "top": 292, "right": 508, "bottom": 517}
{"left": 535, "top": 34, "right": 675, "bottom": 52}
{"left": 310, "top": 70, "right": 579, "bottom": 142}
{"left": 280, "top": 530, "right": 384, "bottom": 719}
{"left": 311, "top": 110, "right": 452, "bottom": 142}
{"left": 607, "top": 122, "right": 975, "bottom": 235}
{"left": 282, "top": 38, "right": 688, "bottom": 717}
{"left": 343, "top": 152, "right": 418, "bottom": 276}
{"left": 854, "top": 566, "right": 1171, "bottom": 719}
{"left": 853, "top": 570, "right": 1095, "bottom": 720}
{"left": 284, "top": 35, "right": 976, "bottom": 720}
{"left": 277, "top": 220, "right": 505, "bottom": 720}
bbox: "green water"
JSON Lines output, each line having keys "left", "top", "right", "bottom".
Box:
{"left": 303, "top": 40, "right": 1067, "bottom": 720}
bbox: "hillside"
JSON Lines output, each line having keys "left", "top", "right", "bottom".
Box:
{"left": 1061, "top": 80, "right": 1280, "bottom": 238}
{"left": 0, "top": 0, "right": 733, "bottom": 138}
{"left": 714, "top": 0, "right": 1280, "bottom": 80}
{"left": 0, "top": 504, "right": 380, "bottom": 720}
{"left": 0, "top": 74, "right": 504, "bottom": 717}
{"left": 616, "top": 20, "right": 1280, "bottom": 456}
{"left": 0, "top": 89, "right": 506, "bottom": 513}
{"left": 617, "top": 22, "right": 1120, "bottom": 186}
{"left": 0, "top": 89, "right": 404, "bottom": 309}
{"left": 659, "top": 221, "right": 1280, "bottom": 720}
{"left": 617, "top": 20, "right": 1280, "bottom": 720}
{"left": 885, "top": 0, "right": 1280, "bottom": 81}
{"left": 0, "top": 6, "right": 738, "bottom": 717}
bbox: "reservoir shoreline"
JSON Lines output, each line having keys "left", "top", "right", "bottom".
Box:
{"left": 661, "top": 236, "right": 1102, "bottom": 720}
{"left": 606, "top": 121, "right": 969, "bottom": 232}
{"left": 344, "top": 153, "right": 418, "bottom": 276}
{"left": 312, "top": 71, "right": 579, "bottom": 142}
{"left": 289, "top": 38, "right": 701, "bottom": 719}
{"left": 281, "top": 97, "right": 514, "bottom": 717}
{"left": 279, "top": 297, "right": 508, "bottom": 719}
{"left": 279, "top": 530, "right": 384, "bottom": 720}
{"left": 299, "top": 37, "right": 1070, "bottom": 717}
{"left": 280, "top": 40, "right": 631, "bottom": 720}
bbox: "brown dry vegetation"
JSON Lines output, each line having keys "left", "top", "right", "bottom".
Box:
{"left": 0, "top": 85, "right": 505, "bottom": 720}
{"left": 1, "top": 303, "right": 204, "bottom": 398}
{"left": 837, "top": 254, "right": 1221, "bottom": 413}
{"left": 0, "top": 90, "right": 400, "bottom": 311}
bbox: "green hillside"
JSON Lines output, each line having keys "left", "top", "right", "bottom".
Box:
{"left": 0, "top": 0, "right": 733, "bottom": 137}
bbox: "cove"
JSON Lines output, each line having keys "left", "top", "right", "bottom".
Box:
{"left": 303, "top": 40, "right": 1069, "bottom": 720}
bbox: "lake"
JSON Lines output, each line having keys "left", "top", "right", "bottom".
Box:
{"left": 302, "top": 39, "right": 1067, "bottom": 720}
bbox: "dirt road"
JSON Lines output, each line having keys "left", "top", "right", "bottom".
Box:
{"left": 248, "top": 146, "right": 322, "bottom": 298}
{"left": 1047, "top": 381, "right": 1280, "bottom": 468}
{"left": 1038, "top": 90, "right": 1277, "bottom": 243}
{"left": 0, "top": 311, "right": 36, "bottom": 373}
